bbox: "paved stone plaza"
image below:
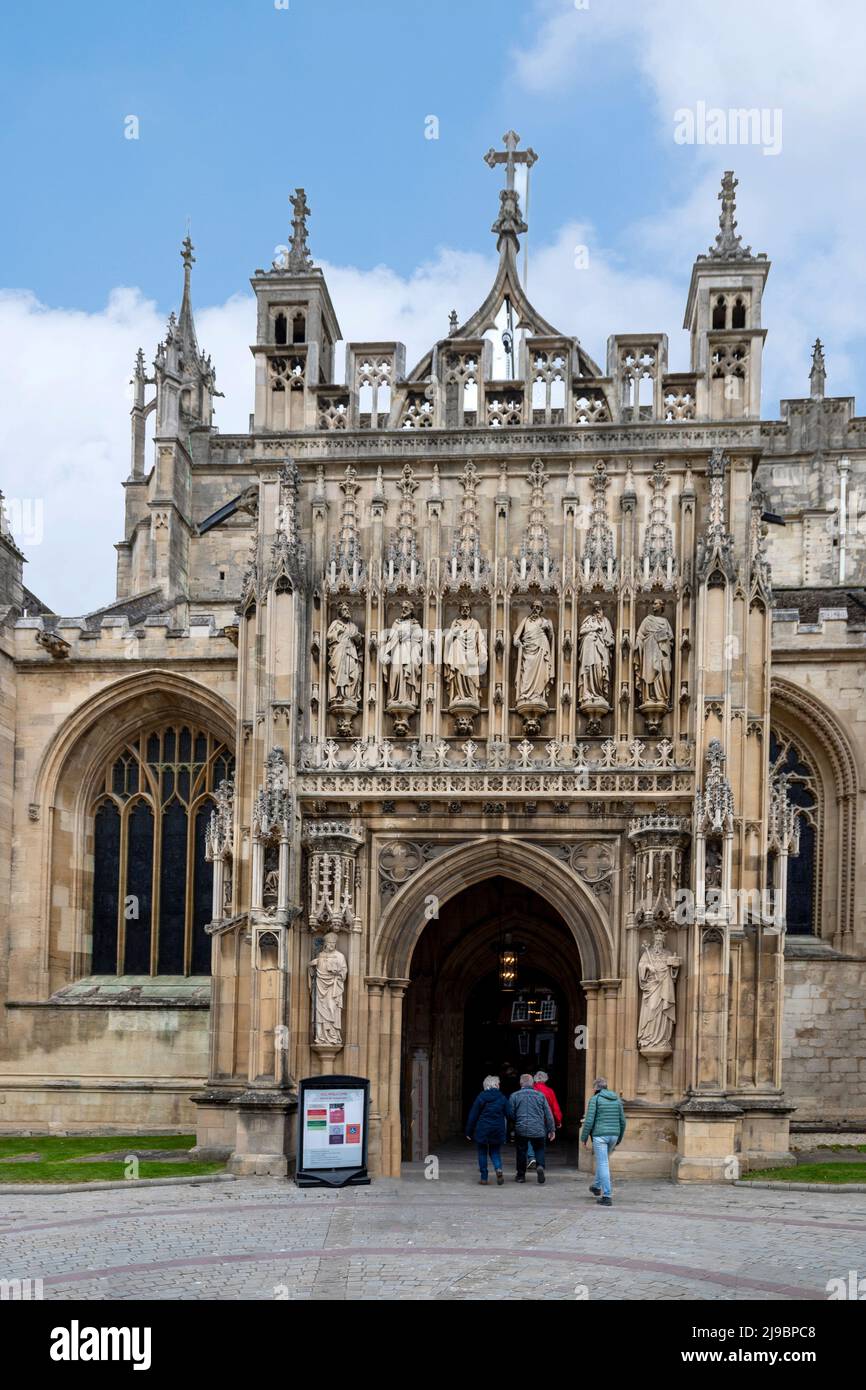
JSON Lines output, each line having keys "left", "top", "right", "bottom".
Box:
{"left": 2, "top": 1163, "right": 863, "bottom": 1301}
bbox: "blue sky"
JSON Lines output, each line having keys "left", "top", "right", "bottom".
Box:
{"left": 0, "top": 0, "right": 664, "bottom": 310}
{"left": 2, "top": 0, "right": 866, "bottom": 611}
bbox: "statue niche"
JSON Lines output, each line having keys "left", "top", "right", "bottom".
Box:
{"left": 578, "top": 600, "right": 614, "bottom": 734}
{"left": 326, "top": 601, "right": 364, "bottom": 736}
{"left": 634, "top": 598, "right": 674, "bottom": 733}
{"left": 513, "top": 600, "right": 555, "bottom": 736}
{"left": 444, "top": 600, "right": 488, "bottom": 735}
{"left": 380, "top": 600, "right": 424, "bottom": 737}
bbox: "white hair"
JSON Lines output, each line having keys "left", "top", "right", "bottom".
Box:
{"left": 534, "top": 1071, "right": 548, "bottom": 1083}
{"left": 483, "top": 1075, "right": 500, "bottom": 1090}
{"left": 519, "top": 1073, "right": 535, "bottom": 1086}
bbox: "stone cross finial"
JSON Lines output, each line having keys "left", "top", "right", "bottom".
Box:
{"left": 485, "top": 132, "right": 536, "bottom": 247}
{"left": 810, "top": 338, "right": 826, "bottom": 399}
{"left": 484, "top": 130, "right": 537, "bottom": 192}
{"left": 286, "top": 188, "right": 313, "bottom": 272}
{"left": 181, "top": 234, "right": 195, "bottom": 273}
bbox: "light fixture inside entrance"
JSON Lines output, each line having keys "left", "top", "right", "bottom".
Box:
{"left": 498, "top": 933, "right": 520, "bottom": 991}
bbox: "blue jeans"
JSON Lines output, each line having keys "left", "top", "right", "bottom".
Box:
{"left": 592, "top": 1136, "right": 618, "bottom": 1197}
{"left": 477, "top": 1142, "right": 502, "bottom": 1178}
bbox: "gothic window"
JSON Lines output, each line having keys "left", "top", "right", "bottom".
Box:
{"left": 292, "top": 312, "right": 306, "bottom": 344}
{"left": 90, "top": 725, "right": 234, "bottom": 975}
{"left": 769, "top": 729, "right": 819, "bottom": 935}
{"left": 274, "top": 312, "right": 287, "bottom": 345}
{"left": 712, "top": 295, "right": 727, "bottom": 329}
{"left": 731, "top": 296, "right": 746, "bottom": 329}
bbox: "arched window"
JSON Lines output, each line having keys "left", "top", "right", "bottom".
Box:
{"left": 769, "top": 729, "right": 819, "bottom": 935}
{"left": 90, "top": 725, "right": 234, "bottom": 975}
{"left": 274, "top": 312, "right": 287, "bottom": 345}
{"left": 712, "top": 295, "right": 727, "bottom": 329}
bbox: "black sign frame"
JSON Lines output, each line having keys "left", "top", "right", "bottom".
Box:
{"left": 295, "top": 1074, "right": 371, "bottom": 1187}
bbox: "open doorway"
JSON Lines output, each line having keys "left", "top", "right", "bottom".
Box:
{"left": 401, "top": 875, "right": 585, "bottom": 1160}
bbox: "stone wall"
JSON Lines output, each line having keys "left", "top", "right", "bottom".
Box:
{"left": 782, "top": 957, "right": 866, "bottom": 1127}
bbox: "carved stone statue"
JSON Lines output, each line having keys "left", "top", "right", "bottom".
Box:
{"left": 578, "top": 602, "right": 614, "bottom": 724}
{"left": 309, "top": 931, "right": 348, "bottom": 1047}
{"left": 444, "top": 601, "right": 488, "bottom": 733}
{"left": 513, "top": 601, "right": 554, "bottom": 733}
{"left": 637, "top": 927, "right": 680, "bottom": 1052}
{"left": 380, "top": 600, "right": 424, "bottom": 735}
{"left": 634, "top": 599, "right": 674, "bottom": 729}
{"left": 326, "top": 602, "right": 363, "bottom": 734}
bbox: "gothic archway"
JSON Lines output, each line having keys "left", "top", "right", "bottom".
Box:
{"left": 401, "top": 876, "right": 586, "bottom": 1157}
{"left": 770, "top": 677, "right": 859, "bottom": 947}
{"left": 29, "top": 671, "right": 235, "bottom": 991}
{"left": 369, "top": 837, "right": 616, "bottom": 1175}
{"left": 374, "top": 835, "right": 615, "bottom": 981}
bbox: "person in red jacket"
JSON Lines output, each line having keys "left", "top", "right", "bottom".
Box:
{"left": 526, "top": 1071, "right": 563, "bottom": 1170}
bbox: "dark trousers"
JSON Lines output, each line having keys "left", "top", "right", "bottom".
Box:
{"left": 515, "top": 1134, "right": 546, "bottom": 1176}
{"left": 477, "top": 1142, "right": 502, "bottom": 1177}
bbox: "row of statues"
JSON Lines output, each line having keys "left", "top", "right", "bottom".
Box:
{"left": 326, "top": 598, "right": 674, "bottom": 735}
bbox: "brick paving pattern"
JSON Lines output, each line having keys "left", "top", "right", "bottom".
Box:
{"left": 1, "top": 1162, "right": 863, "bottom": 1301}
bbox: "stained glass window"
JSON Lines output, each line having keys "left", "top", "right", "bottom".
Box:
{"left": 90, "top": 724, "right": 234, "bottom": 975}
{"left": 769, "top": 730, "right": 818, "bottom": 936}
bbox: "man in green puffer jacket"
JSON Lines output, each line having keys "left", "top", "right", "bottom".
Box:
{"left": 580, "top": 1076, "right": 626, "bottom": 1207}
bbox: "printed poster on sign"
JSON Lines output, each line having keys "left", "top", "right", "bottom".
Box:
{"left": 302, "top": 1087, "right": 365, "bottom": 1169}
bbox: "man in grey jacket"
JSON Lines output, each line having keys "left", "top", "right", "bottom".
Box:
{"left": 508, "top": 1073, "right": 555, "bottom": 1184}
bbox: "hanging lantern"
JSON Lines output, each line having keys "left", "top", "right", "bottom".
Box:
{"left": 498, "top": 933, "right": 519, "bottom": 991}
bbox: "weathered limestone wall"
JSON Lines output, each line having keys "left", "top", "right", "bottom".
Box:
{"left": 782, "top": 958, "right": 866, "bottom": 1126}
{"left": 0, "top": 1006, "right": 210, "bottom": 1133}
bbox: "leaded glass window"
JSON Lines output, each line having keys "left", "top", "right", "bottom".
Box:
{"left": 769, "top": 729, "right": 819, "bottom": 935}
{"left": 90, "top": 724, "right": 234, "bottom": 975}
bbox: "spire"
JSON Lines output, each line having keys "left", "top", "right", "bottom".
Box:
{"left": 581, "top": 460, "right": 617, "bottom": 590}
{"left": 703, "top": 171, "right": 765, "bottom": 262}
{"left": 386, "top": 463, "right": 423, "bottom": 592}
{"left": 269, "top": 457, "right": 306, "bottom": 590}
{"left": 809, "top": 338, "right": 826, "bottom": 399}
{"left": 446, "top": 460, "right": 489, "bottom": 592}
{"left": 177, "top": 234, "right": 199, "bottom": 359}
{"left": 327, "top": 464, "right": 365, "bottom": 593}
{"left": 639, "top": 460, "right": 677, "bottom": 590}
{"left": 512, "top": 458, "right": 556, "bottom": 591}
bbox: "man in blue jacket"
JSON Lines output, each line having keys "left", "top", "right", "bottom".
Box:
{"left": 508, "top": 1073, "right": 555, "bottom": 1184}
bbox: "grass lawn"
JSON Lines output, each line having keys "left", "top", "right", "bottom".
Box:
{"left": 815, "top": 1143, "right": 866, "bottom": 1152}
{"left": 0, "top": 1134, "right": 225, "bottom": 1184}
{"left": 742, "top": 1162, "right": 866, "bottom": 1184}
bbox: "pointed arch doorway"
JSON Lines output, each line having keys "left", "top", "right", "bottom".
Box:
{"left": 400, "top": 876, "right": 586, "bottom": 1160}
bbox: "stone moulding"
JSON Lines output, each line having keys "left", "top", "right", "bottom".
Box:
{"left": 213, "top": 420, "right": 766, "bottom": 462}
{"left": 298, "top": 769, "right": 695, "bottom": 799}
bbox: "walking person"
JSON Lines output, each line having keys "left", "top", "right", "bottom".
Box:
{"left": 526, "top": 1070, "right": 563, "bottom": 1170}
{"left": 465, "top": 1075, "right": 508, "bottom": 1185}
{"left": 508, "top": 1073, "right": 555, "bottom": 1184}
{"left": 580, "top": 1076, "right": 626, "bottom": 1207}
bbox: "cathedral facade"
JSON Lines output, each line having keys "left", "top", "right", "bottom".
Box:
{"left": 1, "top": 141, "right": 864, "bottom": 1180}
